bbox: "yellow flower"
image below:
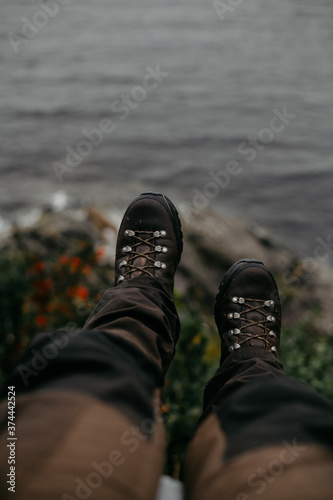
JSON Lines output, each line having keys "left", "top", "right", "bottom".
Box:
{"left": 204, "top": 336, "right": 220, "bottom": 364}
{"left": 192, "top": 333, "right": 202, "bottom": 346}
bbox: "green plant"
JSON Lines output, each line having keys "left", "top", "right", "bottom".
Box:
{"left": 0, "top": 230, "right": 113, "bottom": 378}
{"left": 162, "top": 303, "right": 219, "bottom": 479}
{"left": 280, "top": 320, "right": 333, "bottom": 401}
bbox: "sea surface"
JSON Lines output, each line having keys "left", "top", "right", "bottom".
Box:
{"left": 1, "top": 0, "right": 333, "bottom": 260}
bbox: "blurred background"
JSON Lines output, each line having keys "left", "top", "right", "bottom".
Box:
{"left": 1, "top": 0, "right": 332, "bottom": 259}
{"left": 1, "top": 1, "right": 333, "bottom": 480}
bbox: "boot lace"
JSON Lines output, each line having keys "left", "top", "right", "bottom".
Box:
{"left": 117, "top": 229, "right": 168, "bottom": 284}
{"left": 227, "top": 296, "right": 278, "bottom": 355}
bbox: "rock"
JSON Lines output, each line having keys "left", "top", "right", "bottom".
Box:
{"left": 1, "top": 205, "right": 333, "bottom": 333}
{"left": 156, "top": 475, "right": 183, "bottom": 500}
{"left": 177, "top": 209, "right": 333, "bottom": 333}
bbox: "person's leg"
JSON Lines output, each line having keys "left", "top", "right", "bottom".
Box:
{"left": 0, "top": 192, "right": 183, "bottom": 500}
{"left": 185, "top": 259, "right": 333, "bottom": 500}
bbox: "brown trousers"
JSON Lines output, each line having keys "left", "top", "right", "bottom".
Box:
{"left": 0, "top": 277, "right": 333, "bottom": 499}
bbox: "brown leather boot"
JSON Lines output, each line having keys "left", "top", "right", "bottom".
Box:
{"left": 84, "top": 193, "right": 183, "bottom": 378}
{"left": 214, "top": 259, "right": 282, "bottom": 364}
{"left": 115, "top": 192, "right": 183, "bottom": 289}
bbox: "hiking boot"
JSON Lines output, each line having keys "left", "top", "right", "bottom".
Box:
{"left": 115, "top": 192, "right": 183, "bottom": 289}
{"left": 214, "top": 259, "right": 281, "bottom": 364}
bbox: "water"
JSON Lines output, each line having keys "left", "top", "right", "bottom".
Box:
{"left": 1, "top": 0, "right": 332, "bottom": 259}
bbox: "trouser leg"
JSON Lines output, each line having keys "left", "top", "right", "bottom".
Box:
{"left": 185, "top": 348, "right": 333, "bottom": 500}
{"left": 0, "top": 277, "right": 179, "bottom": 500}
{"left": 83, "top": 276, "right": 180, "bottom": 377}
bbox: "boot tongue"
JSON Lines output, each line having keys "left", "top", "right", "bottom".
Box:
{"left": 130, "top": 232, "right": 155, "bottom": 278}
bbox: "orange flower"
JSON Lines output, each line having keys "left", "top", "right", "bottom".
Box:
{"left": 82, "top": 265, "right": 92, "bottom": 275}
{"left": 96, "top": 247, "right": 105, "bottom": 260}
{"left": 76, "top": 285, "right": 89, "bottom": 300}
{"left": 68, "top": 285, "right": 89, "bottom": 300}
{"left": 161, "top": 404, "right": 169, "bottom": 415}
{"left": 71, "top": 256, "right": 82, "bottom": 272}
{"left": 33, "top": 261, "right": 45, "bottom": 273}
{"left": 60, "top": 255, "right": 70, "bottom": 266}
{"left": 36, "top": 315, "right": 47, "bottom": 327}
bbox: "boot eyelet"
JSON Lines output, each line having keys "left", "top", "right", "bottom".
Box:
{"left": 267, "top": 315, "right": 276, "bottom": 322}
{"left": 154, "top": 261, "right": 167, "bottom": 269}
{"left": 124, "top": 229, "right": 135, "bottom": 237}
{"left": 228, "top": 312, "right": 240, "bottom": 319}
{"left": 123, "top": 246, "right": 132, "bottom": 253}
{"left": 232, "top": 297, "right": 244, "bottom": 304}
{"left": 155, "top": 245, "right": 167, "bottom": 253}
